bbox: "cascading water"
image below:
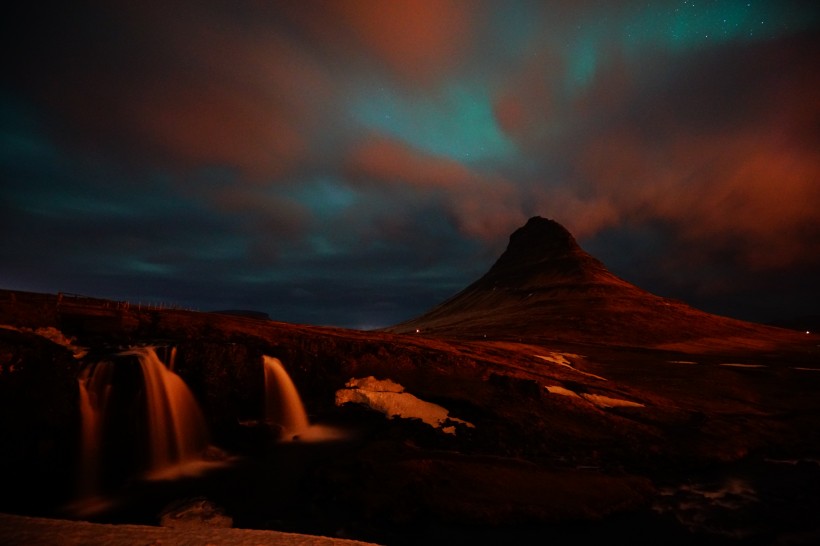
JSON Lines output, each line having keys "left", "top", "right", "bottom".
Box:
{"left": 68, "top": 346, "right": 221, "bottom": 515}
{"left": 262, "top": 355, "right": 347, "bottom": 442}
{"left": 70, "top": 360, "right": 115, "bottom": 515}
{"left": 121, "top": 346, "right": 210, "bottom": 479}
{"left": 263, "top": 356, "right": 310, "bottom": 439}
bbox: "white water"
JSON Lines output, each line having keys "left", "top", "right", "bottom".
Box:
{"left": 263, "top": 356, "right": 310, "bottom": 438}
{"left": 70, "top": 345, "right": 218, "bottom": 517}
{"left": 70, "top": 361, "right": 115, "bottom": 515}
{"left": 120, "top": 346, "right": 211, "bottom": 479}
{"left": 262, "top": 356, "right": 347, "bottom": 442}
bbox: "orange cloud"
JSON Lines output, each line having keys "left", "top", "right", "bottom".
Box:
{"left": 347, "top": 136, "right": 475, "bottom": 191}
{"left": 528, "top": 32, "right": 820, "bottom": 275}
{"left": 346, "top": 136, "right": 525, "bottom": 240}
{"left": 288, "top": 0, "right": 480, "bottom": 87}
{"left": 126, "top": 80, "right": 306, "bottom": 181}
{"left": 493, "top": 51, "right": 561, "bottom": 148}
{"left": 342, "top": 0, "right": 478, "bottom": 85}
{"left": 566, "top": 109, "right": 820, "bottom": 273}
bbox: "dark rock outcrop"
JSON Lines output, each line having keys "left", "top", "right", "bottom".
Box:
{"left": 0, "top": 327, "right": 80, "bottom": 513}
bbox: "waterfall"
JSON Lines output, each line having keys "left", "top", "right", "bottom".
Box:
{"left": 72, "top": 360, "right": 115, "bottom": 513}
{"left": 120, "top": 346, "right": 210, "bottom": 479}
{"left": 70, "top": 346, "right": 217, "bottom": 516}
{"left": 155, "top": 345, "right": 178, "bottom": 371}
{"left": 262, "top": 355, "right": 348, "bottom": 442}
{"left": 263, "top": 356, "right": 309, "bottom": 439}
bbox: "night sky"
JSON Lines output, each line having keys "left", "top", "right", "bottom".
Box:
{"left": 2, "top": 1, "right": 819, "bottom": 329}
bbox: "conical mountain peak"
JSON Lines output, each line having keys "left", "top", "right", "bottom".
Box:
{"left": 503, "top": 216, "right": 580, "bottom": 262}
{"left": 388, "top": 216, "right": 775, "bottom": 346}
{"left": 484, "top": 216, "right": 611, "bottom": 287}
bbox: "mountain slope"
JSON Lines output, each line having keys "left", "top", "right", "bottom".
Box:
{"left": 388, "top": 216, "right": 804, "bottom": 349}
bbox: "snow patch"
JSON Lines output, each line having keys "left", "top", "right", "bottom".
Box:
{"left": 544, "top": 385, "right": 581, "bottom": 398}
{"left": 335, "top": 377, "right": 474, "bottom": 435}
{"left": 545, "top": 385, "right": 643, "bottom": 409}
{"left": 535, "top": 353, "right": 574, "bottom": 367}
{"left": 581, "top": 393, "right": 645, "bottom": 408}
{"left": 535, "top": 353, "right": 607, "bottom": 381}
{"left": 344, "top": 376, "right": 404, "bottom": 393}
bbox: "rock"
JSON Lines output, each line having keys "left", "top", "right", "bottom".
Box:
{"left": 0, "top": 327, "right": 80, "bottom": 512}
{"left": 335, "top": 376, "right": 474, "bottom": 435}
{"left": 158, "top": 497, "right": 233, "bottom": 529}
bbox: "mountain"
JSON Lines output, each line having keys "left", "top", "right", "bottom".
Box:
{"left": 388, "top": 216, "right": 804, "bottom": 349}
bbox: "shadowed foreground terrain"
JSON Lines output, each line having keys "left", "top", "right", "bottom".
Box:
{"left": 1, "top": 218, "right": 818, "bottom": 545}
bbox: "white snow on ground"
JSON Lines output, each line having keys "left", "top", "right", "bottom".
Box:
{"left": 335, "top": 377, "right": 474, "bottom": 435}
{"left": 0, "top": 324, "right": 88, "bottom": 359}
{"left": 342, "top": 376, "right": 404, "bottom": 393}
{"left": 581, "top": 393, "right": 645, "bottom": 408}
{"left": 534, "top": 353, "right": 607, "bottom": 381}
{"left": 544, "top": 385, "right": 581, "bottom": 398}
{"left": 535, "top": 353, "right": 574, "bottom": 367}
{"left": 544, "top": 385, "right": 644, "bottom": 408}
{"left": 719, "top": 363, "right": 766, "bottom": 368}
{"left": 0, "top": 512, "right": 379, "bottom": 546}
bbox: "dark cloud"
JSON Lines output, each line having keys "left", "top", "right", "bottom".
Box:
{"left": 6, "top": 1, "right": 334, "bottom": 180}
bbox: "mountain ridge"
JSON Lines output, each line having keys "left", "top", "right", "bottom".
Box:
{"left": 387, "top": 216, "right": 805, "bottom": 350}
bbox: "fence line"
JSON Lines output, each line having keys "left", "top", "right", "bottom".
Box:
{"left": 57, "top": 292, "right": 195, "bottom": 312}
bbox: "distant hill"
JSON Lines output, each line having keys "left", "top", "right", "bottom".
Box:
{"left": 387, "top": 216, "right": 805, "bottom": 350}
